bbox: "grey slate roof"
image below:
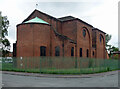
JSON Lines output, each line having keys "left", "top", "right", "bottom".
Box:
{"left": 58, "top": 16, "right": 76, "bottom": 21}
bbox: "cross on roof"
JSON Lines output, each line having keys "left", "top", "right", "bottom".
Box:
{"left": 36, "top": 3, "right": 38, "bottom": 9}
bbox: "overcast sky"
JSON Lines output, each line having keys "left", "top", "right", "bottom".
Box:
{"left": 0, "top": 0, "right": 119, "bottom": 51}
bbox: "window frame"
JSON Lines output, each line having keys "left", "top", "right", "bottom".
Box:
{"left": 86, "top": 49, "right": 89, "bottom": 58}
{"left": 80, "top": 48, "right": 82, "bottom": 57}
{"left": 71, "top": 47, "right": 74, "bottom": 56}
{"left": 83, "top": 29, "right": 86, "bottom": 37}
{"left": 100, "top": 35, "right": 102, "bottom": 42}
{"left": 93, "top": 51, "right": 94, "bottom": 56}
{"left": 55, "top": 46, "right": 60, "bottom": 56}
{"left": 40, "top": 46, "right": 46, "bottom": 56}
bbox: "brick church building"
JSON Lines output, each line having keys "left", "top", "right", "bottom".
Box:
{"left": 13, "top": 9, "right": 108, "bottom": 59}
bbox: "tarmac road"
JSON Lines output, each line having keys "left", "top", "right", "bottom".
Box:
{"left": 2, "top": 70, "right": 119, "bottom": 87}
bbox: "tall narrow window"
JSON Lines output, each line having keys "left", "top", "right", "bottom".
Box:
{"left": 83, "top": 29, "right": 86, "bottom": 37}
{"left": 87, "top": 49, "right": 89, "bottom": 57}
{"left": 100, "top": 34, "right": 102, "bottom": 42}
{"left": 55, "top": 46, "right": 60, "bottom": 56}
{"left": 71, "top": 47, "right": 74, "bottom": 56}
{"left": 93, "top": 51, "right": 94, "bottom": 56}
{"left": 40, "top": 46, "right": 46, "bottom": 56}
{"left": 80, "top": 48, "right": 82, "bottom": 57}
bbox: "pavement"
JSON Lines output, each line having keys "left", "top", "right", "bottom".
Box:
{"left": 2, "top": 70, "right": 119, "bottom": 78}
{"left": 2, "top": 70, "right": 119, "bottom": 87}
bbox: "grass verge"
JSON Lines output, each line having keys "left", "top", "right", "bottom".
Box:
{"left": 1, "top": 62, "right": 119, "bottom": 74}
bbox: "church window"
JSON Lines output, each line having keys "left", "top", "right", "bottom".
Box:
{"left": 40, "top": 46, "right": 46, "bottom": 56}
{"left": 71, "top": 47, "right": 74, "bottom": 56}
{"left": 55, "top": 46, "right": 60, "bottom": 56}
{"left": 93, "top": 51, "right": 94, "bottom": 56}
{"left": 83, "top": 29, "right": 86, "bottom": 37}
{"left": 100, "top": 35, "right": 102, "bottom": 42}
{"left": 86, "top": 49, "right": 89, "bottom": 57}
{"left": 80, "top": 48, "right": 82, "bottom": 57}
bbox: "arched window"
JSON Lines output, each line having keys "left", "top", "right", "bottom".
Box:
{"left": 83, "top": 29, "right": 86, "bottom": 37}
{"left": 55, "top": 46, "right": 60, "bottom": 56}
{"left": 86, "top": 49, "right": 89, "bottom": 57}
{"left": 93, "top": 51, "right": 94, "bottom": 56}
{"left": 80, "top": 48, "right": 82, "bottom": 57}
{"left": 100, "top": 35, "right": 102, "bottom": 42}
{"left": 40, "top": 46, "right": 46, "bottom": 56}
{"left": 71, "top": 47, "right": 74, "bottom": 56}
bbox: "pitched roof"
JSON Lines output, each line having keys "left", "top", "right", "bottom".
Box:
{"left": 58, "top": 16, "right": 93, "bottom": 27}
{"left": 58, "top": 16, "right": 76, "bottom": 21}
{"left": 22, "top": 9, "right": 106, "bottom": 34}
{"left": 22, "top": 9, "right": 94, "bottom": 28}
{"left": 22, "top": 9, "right": 60, "bottom": 23}
{"left": 92, "top": 28, "right": 106, "bottom": 34}
{"left": 24, "top": 17, "right": 49, "bottom": 24}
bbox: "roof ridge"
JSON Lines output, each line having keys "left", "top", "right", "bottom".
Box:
{"left": 21, "top": 9, "right": 106, "bottom": 34}
{"left": 58, "top": 16, "right": 76, "bottom": 19}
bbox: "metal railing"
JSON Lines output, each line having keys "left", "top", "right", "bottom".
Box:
{"left": 1, "top": 57, "right": 119, "bottom": 74}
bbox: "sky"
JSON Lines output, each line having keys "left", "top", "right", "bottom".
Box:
{"left": 0, "top": 0, "right": 119, "bottom": 51}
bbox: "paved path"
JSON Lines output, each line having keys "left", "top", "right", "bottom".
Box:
{"left": 2, "top": 70, "right": 119, "bottom": 87}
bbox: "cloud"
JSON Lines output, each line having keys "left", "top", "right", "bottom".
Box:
{"left": 0, "top": 0, "right": 119, "bottom": 51}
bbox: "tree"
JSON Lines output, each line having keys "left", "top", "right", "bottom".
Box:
{"left": 108, "top": 46, "right": 119, "bottom": 53}
{"left": 105, "top": 34, "right": 119, "bottom": 58}
{"left": 105, "top": 34, "right": 112, "bottom": 48}
{"left": 108, "top": 46, "right": 119, "bottom": 59}
{"left": 0, "top": 12, "right": 10, "bottom": 57}
{"left": 105, "top": 34, "right": 112, "bottom": 53}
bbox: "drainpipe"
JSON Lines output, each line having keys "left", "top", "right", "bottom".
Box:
{"left": 62, "top": 40, "right": 64, "bottom": 57}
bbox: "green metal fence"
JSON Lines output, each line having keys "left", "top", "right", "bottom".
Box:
{"left": 1, "top": 57, "right": 119, "bottom": 74}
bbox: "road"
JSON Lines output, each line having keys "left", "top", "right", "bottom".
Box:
{"left": 2, "top": 71, "right": 118, "bottom": 87}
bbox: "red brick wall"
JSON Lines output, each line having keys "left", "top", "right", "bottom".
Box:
{"left": 63, "top": 40, "right": 75, "bottom": 57}
{"left": 16, "top": 10, "right": 106, "bottom": 59}
{"left": 17, "top": 24, "right": 50, "bottom": 57}
{"left": 61, "top": 20, "right": 77, "bottom": 57}
{"left": 51, "top": 31, "right": 63, "bottom": 56}
{"left": 92, "top": 48, "right": 96, "bottom": 58}
{"left": 76, "top": 20, "right": 92, "bottom": 58}
{"left": 95, "top": 30, "right": 106, "bottom": 59}
{"left": 62, "top": 20, "right": 77, "bottom": 41}
{"left": 17, "top": 24, "right": 33, "bottom": 57}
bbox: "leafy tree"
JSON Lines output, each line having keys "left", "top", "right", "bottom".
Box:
{"left": 105, "top": 34, "right": 112, "bottom": 54}
{"left": 109, "top": 46, "right": 119, "bottom": 59}
{"left": 108, "top": 45, "right": 119, "bottom": 53}
{"left": 0, "top": 12, "right": 10, "bottom": 57}
{"left": 105, "top": 34, "right": 112, "bottom": 48}
{"left": 105, "top": 34, "right": 119, "bottom": 58}
{"left": 107, "top": 45, "right": 119, "bottom": 58}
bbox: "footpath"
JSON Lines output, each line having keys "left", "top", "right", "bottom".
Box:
{"left": 2, "top": 70, "right": 119, "bottom": 78}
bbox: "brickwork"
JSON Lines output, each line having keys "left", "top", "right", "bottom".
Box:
{"left": 15, "top": 9, "right": 107, "bottom": 59}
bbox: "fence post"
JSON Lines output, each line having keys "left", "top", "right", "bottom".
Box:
{"left": 75, "top": 57, "right": 77, "bottom": 68}
{"left": 39, "top": 57, "right": 41, "bottom": 73}
{"left": 12, "top": 57, "right": 14, "bottom": 69}
{"left": 13, "top": 57, "right": 17, "bottom": 70}
{"left": 25, "top": 57, "right": 27, "bottom": 72}
{"left": 12, "top": 57, "right": 14, "bottom": 70}
{"left": 49, "top": 56, "right": 52, "bottom": 68}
